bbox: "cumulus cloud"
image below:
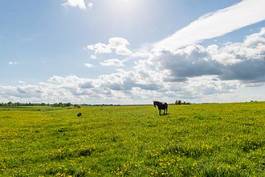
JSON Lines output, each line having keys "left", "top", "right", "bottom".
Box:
{"left": 154, "top": 46, "right": 222, "bottom": 82}
{"left": 209, "top": 28, "right": 265, "bottom": 65}
{"left": 87, "top": 37, "right": 132, "bottom": 56}
{"left": 3, "top": 0, "right": 265, "bottom": 104}
{"left": 1, "top": 76, "right": 95, "bottom": 103}
{"left": 1, "top": 29, "right": 265, "bottom": 104}
{"left": 63, "top": 0, "right": 93, "bottom": 10}
{"left": 97, "top": 70, "right": 161, "bottom": 92}
{"left": 1, "top": 74, "right": 238, "bottom": 104}
{"left": 135, "top": 28, "right": 264, "bottom": 84}
{"left": 0, "top": 75, "right": 160, "bottom": 104}
{"left": 155, "top": 0, "right": 265, "bottom": 51}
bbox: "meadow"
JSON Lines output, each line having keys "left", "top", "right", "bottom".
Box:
{"left": 0, "top": 102, "right": 265, "bottom": 177}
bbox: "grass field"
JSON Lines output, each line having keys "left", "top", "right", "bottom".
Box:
{"left": 0, "top": 103, "right": 265, "bottom": 177}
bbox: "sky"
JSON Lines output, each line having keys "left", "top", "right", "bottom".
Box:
{"left": 0, "top": 0, "right": 265, "bottom": 104}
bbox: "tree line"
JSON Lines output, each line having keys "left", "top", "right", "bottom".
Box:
{"left": 0, "top": 101, "right": 192, "bottom": 107}
{"left": 175, "top": 100, "right": 191, "bottom": 105}
{"left": 0, "top": 102, "right": 81, "bottom": 107}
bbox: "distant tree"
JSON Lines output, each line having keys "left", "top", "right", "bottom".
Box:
{"left": 65, "top": 103, "right": 72, "bottom": 107}
{"left": 175, "top": 100, "right": 182, "bottom": 105}
{"left": 7, "top": 101, "right": 12, "bottom": 106}
{"left": 175, "top": 100, "right": 191, "bottom": 105}
{"left": 74, "top": 104, "right": 81, "bottom": 108}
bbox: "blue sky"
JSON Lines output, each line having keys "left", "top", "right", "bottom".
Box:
{"left": 0, "top": 0, "right": 265, "bottom": 104}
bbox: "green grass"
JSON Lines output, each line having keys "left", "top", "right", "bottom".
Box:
{"left": 1, "top": 103, "right": 265, "bottom": 177}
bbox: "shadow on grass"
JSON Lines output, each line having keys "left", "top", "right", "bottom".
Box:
{"left": 158, "top": 113, "right": 170, "bottom": 117}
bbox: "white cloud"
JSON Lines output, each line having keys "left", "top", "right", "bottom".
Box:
{"left": 90, "top": 55, "right": 97, "bottom": 59}
{"left": 84, "top": 63, "right": 94, "bottom": 68}
{"left": 155, "top": 0, "right": 265, "bottom": 51}
{"left": 87, "top": 2, "right": 93, "bottom": 8}
{"left": 0, "top": 74, "right": 243, "bottom": 104}
{"left": 208, "top": 28, "right": 265, "bottom": 65}
{"left": 146, "top": 28, "right": 265, "bottom": 83}
{"left": 63, "top": 0, "right": 93, "bottom": 10}
{"left": 87, "top": 43, "right": 112, "bottom": 54}
{"left": 3, "top": 1, "right": 265, "bottom": 104}
{"left": 2, "top": 29, "right": 265, "bottom": 104}
{"left": 8, "top": 61, "right": 18, "bottom": 65}
{"left": 100, "top": 59, "right": 124, "bottom": 67}
{"left": 0, "top": 75, "right": 160, "bottom": 104}
{"left": 109, "top": 37, "right": 132, "bottom": 56}
{"left": 87, "top": 37, "right": 132, "bottom": 56}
